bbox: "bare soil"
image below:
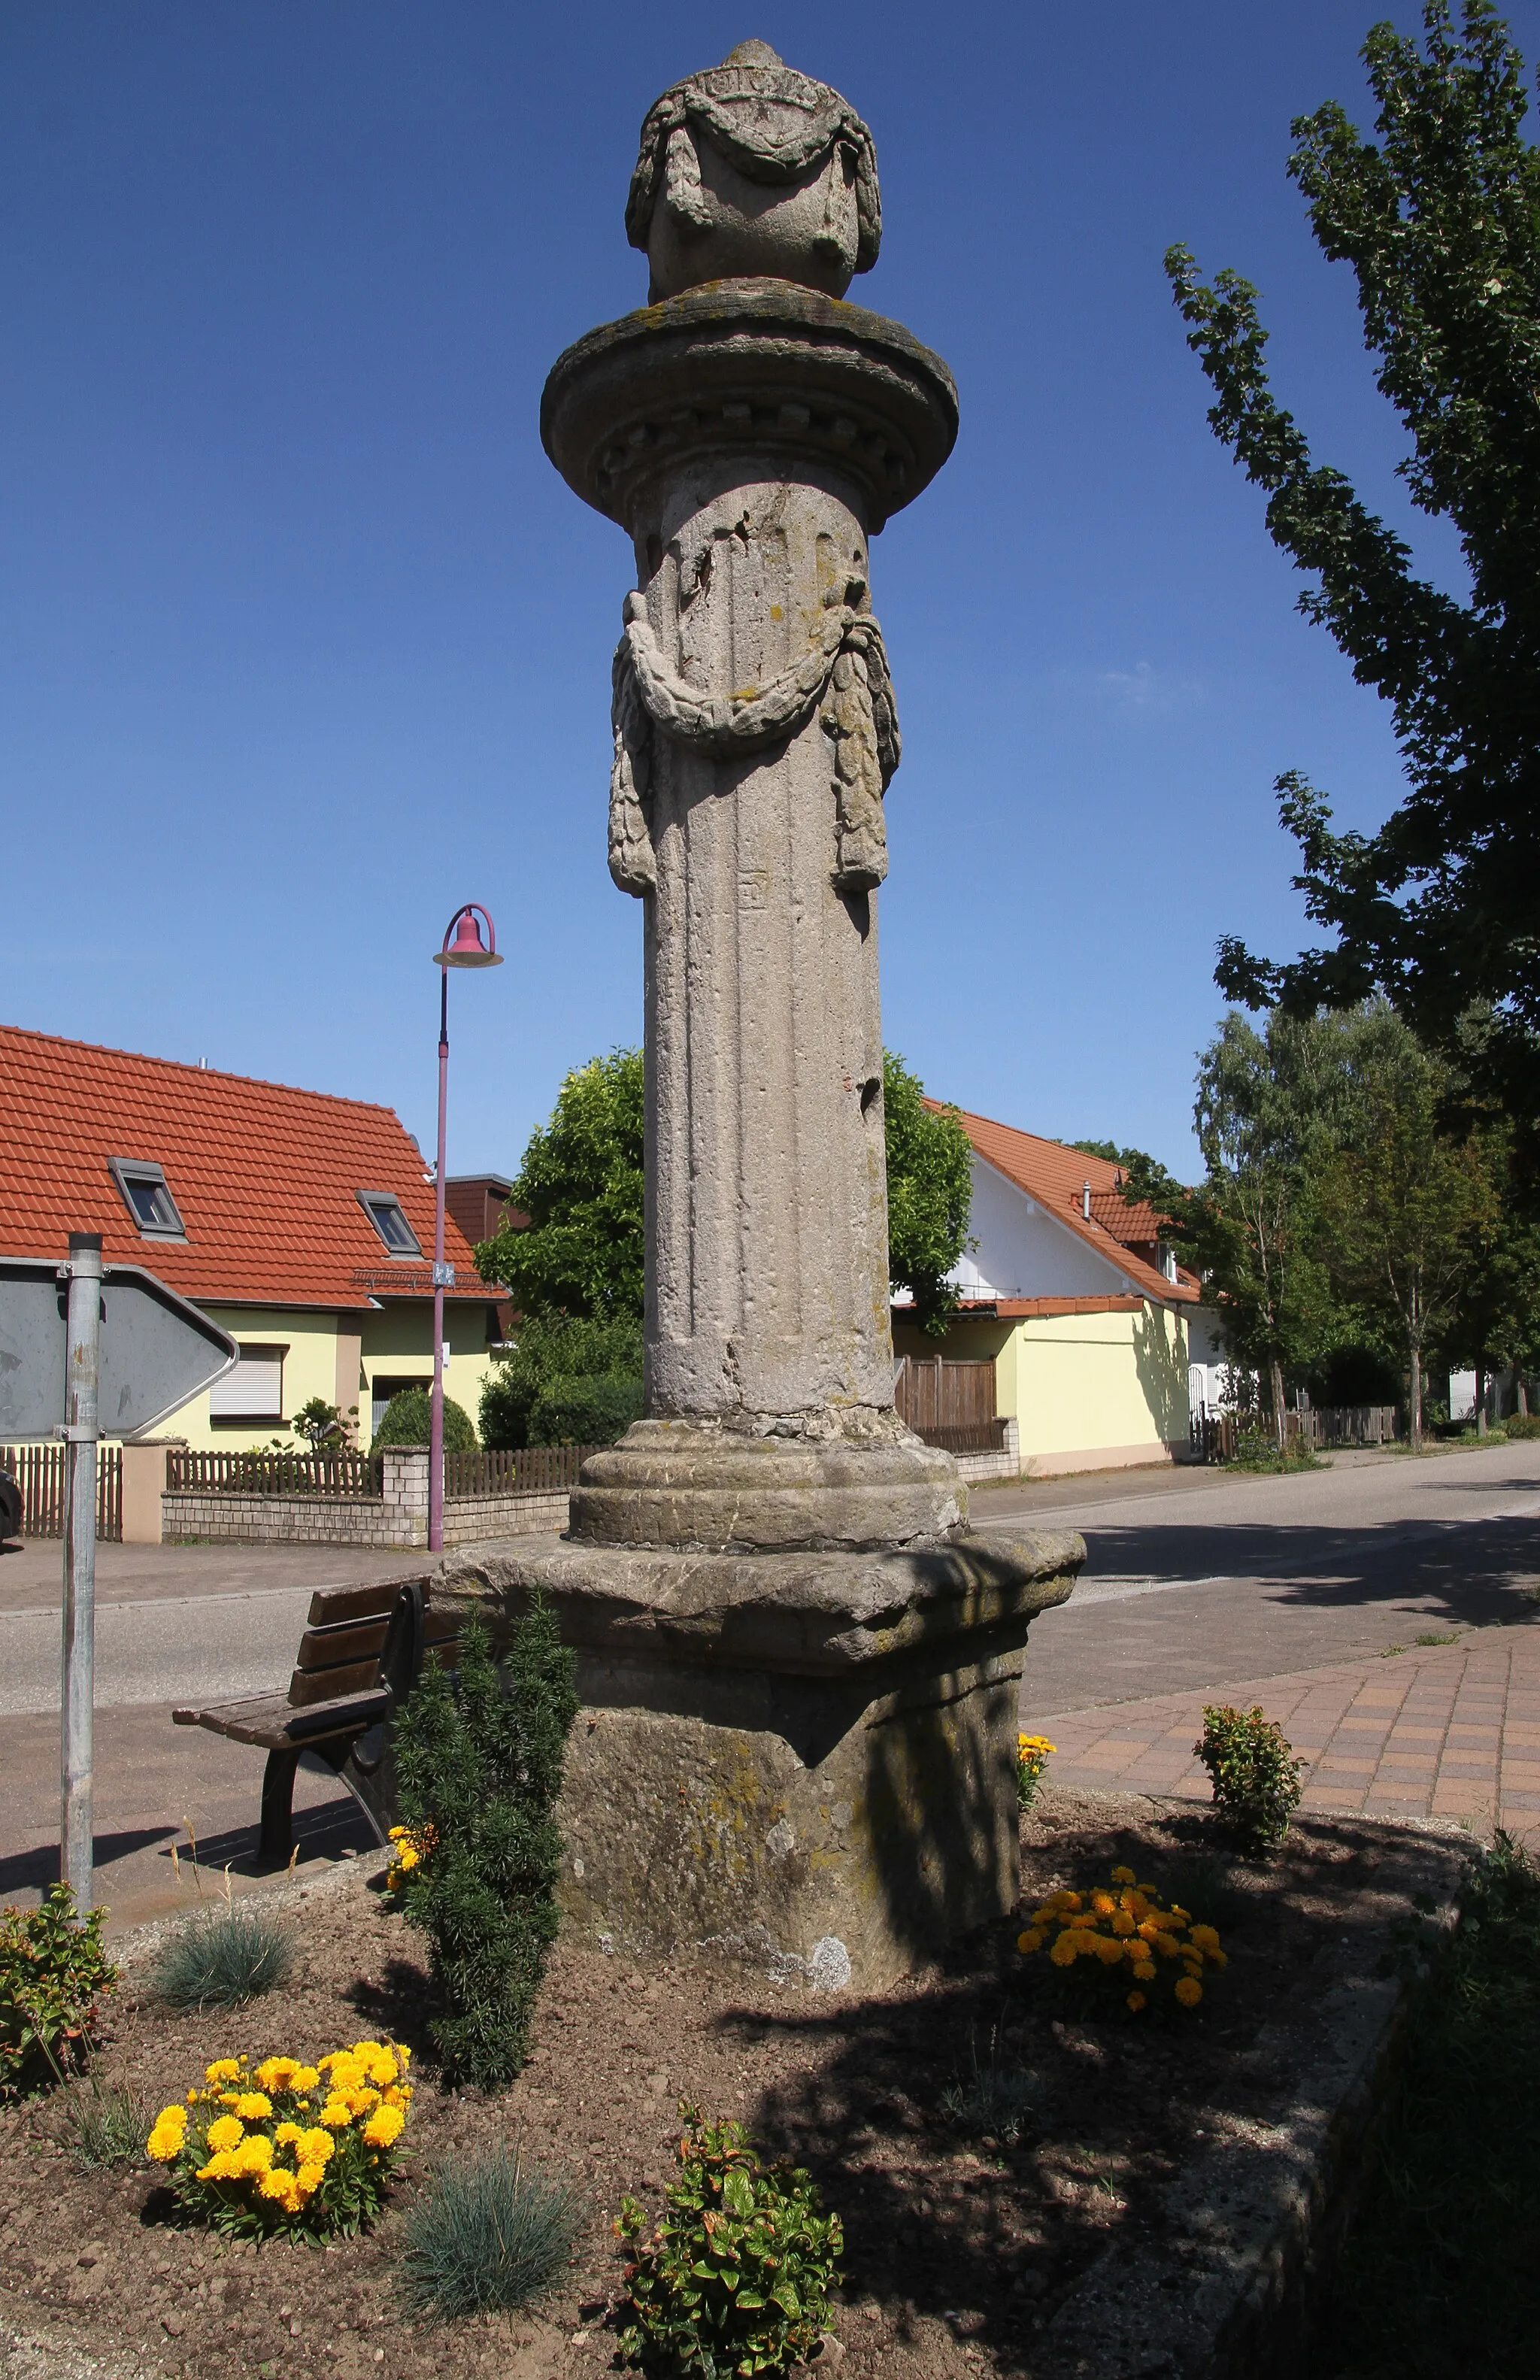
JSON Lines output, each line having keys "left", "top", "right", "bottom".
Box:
{"left": 0, "top": 1787, "right": 1457, "bottom": 2380}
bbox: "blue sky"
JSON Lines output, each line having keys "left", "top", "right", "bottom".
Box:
{"left": 4, "top": 2, "right": 1533, "bottom": 1180}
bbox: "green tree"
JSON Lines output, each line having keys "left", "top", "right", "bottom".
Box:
{"left": 884, "top": 1051, "right": 975, "bottom": 1337}
{"left": 480, "top": 1312, "right": 644, "bottom": 1451}
{"left": 1166, "top": 2, "right": 1540, "bottom": 1129}
{"left": 1438, "top": 1128, "right": 1540, "bottom": 1416}
{"left": 476, "top": 1048, "right": 645, "bottom": 1322}
{"left": 1123, "top": 1011, "right": 1351, "bottom": 1437}
{"left": 1314, "top": 1011, "right": 1499, "bottom": 1445}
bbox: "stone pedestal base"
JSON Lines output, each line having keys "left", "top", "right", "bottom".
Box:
{"left": 435, "top": 1524, "right": 1083, "bottom": 1992}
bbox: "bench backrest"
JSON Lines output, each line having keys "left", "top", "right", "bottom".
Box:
{"left": 286, "top": 1576, "right": 459, "bottom": 1708}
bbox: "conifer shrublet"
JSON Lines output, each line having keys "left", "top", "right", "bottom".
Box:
{"left": 388, "top": 1605, "right": 578, "bottom": 2091}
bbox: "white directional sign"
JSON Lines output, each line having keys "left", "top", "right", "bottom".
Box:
{"left": 0, "top": 1256, "right": 237, "bottom": 1439}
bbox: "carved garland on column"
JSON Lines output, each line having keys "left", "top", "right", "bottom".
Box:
{"left": 608, "top": 590, "right": 900, "bottom": 897}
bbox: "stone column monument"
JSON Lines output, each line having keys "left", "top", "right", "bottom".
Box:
{"left": 442, "top": 39, "right": 1082, "bottom": 1990}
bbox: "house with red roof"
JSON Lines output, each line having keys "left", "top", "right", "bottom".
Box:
{"left": 0, "top": 1025, "right": 508, "bottom": 1452}
{"left": 894, "top": 1105, "right": 1202, "bottom": 1478}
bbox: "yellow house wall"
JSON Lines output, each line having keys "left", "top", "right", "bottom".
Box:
{"left": 998, "top": 1305, "right": 1190, "bottom": 1461}
{"left": 136, "top": 1302, "right": 497, "bottom": 1451}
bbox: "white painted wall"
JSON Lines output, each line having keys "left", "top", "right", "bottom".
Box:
{"left": 948, "top": 1157, "right": 1141, "bottom": 1300}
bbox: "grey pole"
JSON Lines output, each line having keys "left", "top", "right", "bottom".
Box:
{"left": 60, "top": 1231, "right": 102, "bottom": 1909}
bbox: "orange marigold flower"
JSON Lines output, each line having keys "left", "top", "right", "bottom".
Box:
{"left": 1174, "top": 1975, "right": 1202, "bottom": 2008}
{"left": 1126, "top": 1990, "right": 1146, "bottom": 2013}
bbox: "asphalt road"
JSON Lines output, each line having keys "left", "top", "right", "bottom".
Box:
{"left": 2, "top": 1440, "right": 1536, "bottom": 1927}
{"left": 970, "top": 1438, "right": 1540, "bottom": 1715}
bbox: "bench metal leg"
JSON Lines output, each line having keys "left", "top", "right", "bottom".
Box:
{"left": 259, "top": 1748, "right": 301, "bottom": 1865}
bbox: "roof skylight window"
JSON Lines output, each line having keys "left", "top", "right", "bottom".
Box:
{"left": 357, "top": 1189, "right": 422, "bottom": 1257}
{"left": 108, "top": 1157, "right": 186, "bottom": 1240}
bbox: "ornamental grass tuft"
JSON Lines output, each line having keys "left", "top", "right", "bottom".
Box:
{"left": 616, "top": 2103, "right": 842, "bottom": 2378}
{"left": 398, "top": 2146, "right": 581, "bottom": 2319}
{"left": 62, "top": 2074, "right": 152, "bottom": 2169}
{"left": 941, "top": 2028, "right": 1040, "bottom": 2145}
{"left": 147, "top": 2041, "right": 411, "bottom": 2240}
{"left": 153, "top": 1907, "right": 293, "bottom": 2010}
{"left": 1019, "top": 1866, "right": 1227, "bottom": 2015}
{"left": 1196, "top": 1704, "right": 1305, "bottom": 1855}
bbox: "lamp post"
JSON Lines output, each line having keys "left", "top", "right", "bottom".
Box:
{"left": 429, "top": 903, "right": 503, "bottom": 1552}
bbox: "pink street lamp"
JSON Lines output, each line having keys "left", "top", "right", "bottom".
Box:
{"left": 429, "top": 903, "right": 503, "bottom": 1551}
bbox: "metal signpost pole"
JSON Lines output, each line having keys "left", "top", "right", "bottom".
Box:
{"left": 60, "top": 1232, "right": 102, "bottom": 1909}
{"left": 429, "top": 904, "right": 503, "bottom": 1556}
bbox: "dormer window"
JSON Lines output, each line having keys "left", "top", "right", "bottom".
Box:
{"left": 357, "top": 1189, "right": 421, "bottom": 1257}
{"left": 109, "top": 1157, "right": 186, "bottom": 1240}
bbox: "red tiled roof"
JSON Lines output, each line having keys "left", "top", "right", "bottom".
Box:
{"left": 0, "top": 1026, "right": 489, "bottom": 1310}
{"left": 926, "top": 1100, "right": 1199, "bottom": 1305}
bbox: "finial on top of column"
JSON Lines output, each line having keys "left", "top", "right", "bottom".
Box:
{"left": 626, "top": 41, "right": 881, "bottom": 302}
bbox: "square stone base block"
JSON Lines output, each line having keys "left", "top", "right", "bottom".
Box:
{"left": 435, "top": 1527, "right": 1082, "bottom": 1993}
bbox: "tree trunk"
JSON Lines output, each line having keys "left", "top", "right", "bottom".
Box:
{"left": 1520, "top": 1375, "right": 1530, "bottom": 1419}
{"left": 1269, "top": 1354, "right": 1287, "bottom": 1452}
{"left": 1475, "top": 1359, "right": 1487, "bottom": 1436}
{"left": 1410, "top": 1344, "right": 1423, "bottom": 1451}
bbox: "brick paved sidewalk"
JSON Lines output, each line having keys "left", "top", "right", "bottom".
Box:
{"left": 1026, "top": 1627, "right": 1540, "bottom": 1848}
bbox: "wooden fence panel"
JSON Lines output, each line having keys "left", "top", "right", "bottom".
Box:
{"left": 1, "top": 1443, "right": 123, "bottom": 1541}
{"left": 894, "top": 1357, "right": 997, "bottom": 1441}
{"left": 165, "top": 1449, "right": 378, "bottom": 1497}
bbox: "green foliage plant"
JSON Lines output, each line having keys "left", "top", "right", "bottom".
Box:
{"left": 884, "top": 1050, "right": 975, "bottom": 1338}
{"left": 480, "top": 1312, "right": 644, "bottom": 1451}
{"left": 398, "top": 2145, "right": 581, "bottom": 2318}
{"left": 1321, "top": 1832, "right": 1540, "bottom": 2375}
{"left": 1504, "top": 1411, "right": 1540, "bottom": 1439}
{"left": 528, "top": 1373, "right": 644, "bottom": 1448}
{"left": 1225, "top": 1425, "right": 1323, "bottom": 1474}
{"left": 615, "top": 2103, "right": 843, "bottom": 2378}
{"left": 940, "top": 2030, "right": 1040, "bottom": 2146}
{"left": 476, "top": 1048, "right": 646, "bottom": 1323}
{"left": 389, "top": 1606, "right": 579, "bottom": 2090}
{"left": 1166, "top": 2, "right": 1540, "bottom": 1132}
{"left": 153, "top": 1908, "right": 293, "bottom": 2011}
{"left": 1017, "top": 1733, "right": 1053, "bottom": 1812}
{"left": 1196, "top": 1705, "right": 1305, "bottom": 1855}
{"left": 291, "top": 1396, "right": 357, "bottom": 1454}
{"left": 374, "top": 1387, "right": 477, "bottom": 1451}
{"left": 0, "top": 1884, "right": 118, "bottom": 2096}
{"left": 62, "top": 2073, "right": 153, "bottom": 2169}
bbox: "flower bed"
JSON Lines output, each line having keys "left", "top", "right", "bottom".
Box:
{"left": 0, "top": 1789, "right": 1463, "bottom": 2380}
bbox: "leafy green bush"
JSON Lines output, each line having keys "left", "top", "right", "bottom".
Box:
{"left": 399, "top": 2146, "right": 581, "bottom": 2318}
{"left": 153, "top": 1908, "right": 293, "bottom": 2010}
{"left": 1503, "top": 1411, "right": 1540, "bottom": 1441}
{"left": 1, "top": 1886, "right": 118, "bottom": 2096}
{"left": 374, "top": 1387, "right": 477, "bottom": 1451}
{"left": 529, "top": 1373, "right": 644, "bottom": 1448}
{"left": 616, "top": 2105, "right": 843, "bottom": 2378}
{"left": 480, "top": 1313, "right": 644, "bottom": 1451}
{"left": 389, "top": 1606, "right": 578, "bottom": 2090}
{"left": 1225, "top": 1426, "right": 1323, "bottom": 1473}
{"left": 1196, "top": 1705, "right": 1305, "bottom": 1854}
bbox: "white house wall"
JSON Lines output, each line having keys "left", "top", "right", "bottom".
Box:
{"left": 949, "top": 1155, "right": 1138, "bottom": 1299}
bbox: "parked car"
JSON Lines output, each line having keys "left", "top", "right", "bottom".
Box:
{"left": 0, "top": 1464, "right": 21, "bottom": 1542}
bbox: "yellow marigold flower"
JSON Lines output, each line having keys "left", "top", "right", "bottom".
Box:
{"left": 256, "top": 2057, "right": 301, "bottom": 2092}
{"left": 1188, "top": 1925, "right": 1221, "bottom": 1954}
{"left": 1132, "top": 1958, "right": 1157, "bottom": 1982}
{"left": 1058, "top": 1891, "right": 1083, "bottom": 1912}
{"left": 299, "top": 2128, "right": 335, "bottom": 2166}
{"left": 1127, "top": 1892, "right": 1150, "bottom": 1921}
{"left": 1126, "top": 1990, "right": 1146, "bottom": 2012}
{"left": 1090, "top": 1890, "right": 1116, "bottom": 1916}
{"left": 364, "top": 2049, "right": 398, "bottom": 2087}
{"left": 1205, "top": 1947, "right": 1229, "bottom": 1969}
{"left": 1152, "top": 1932, "right": 1181, "bottom": 1959}
{"left": 258, "top": 2167, "right": 300, "bottom": 2209}
{"left": 319, "top": 2097, "right": 353, "bottom": 2129}
{"left": 296, "top": 2162, "right": 326, "bottom": 2198}
{"left": 274, "top": 2122, "right": 304, "bottom": 2148}
{"left": 1111, "top": 1911, "right": 1136, "bottom": 1936}
{"left": 1174, "top": 1975, "right": 1203, "bottom": 2008}
{"left": 205, "top": 2115, "right": 244, "bottom": 2152}
{"left": 150, "top": 2101, "right": 186, "bottom": 2136}
{"left": 291, "top": 2067, "right": 320, "bottom": 2093}
{"left": 147, "top": 2112, "right": 187, "bottom": 2163}
{"left": 1017, "top": 1928, "right": 1046, "bottom": 1954}
{"left": 362, "top": 2103, "right": 405, "bottom": 2150}
{"left": 398, "top": 2045, "right": 411, "bottom": 2066}
{"left": 1049, "top": 1933, "right": 1078, "bottom": 1966}
{"left": 1095, "top": 1935, "right": 1126, "bottom": 1966}
{"left": 233, "top": 2091, "right": 272, "bottom": 2120}
{"left": 234, "top": 2134, "right": 274, "bottom": 2175}
{"left": 1111, "top": 1864, "right": 1135, "bottom": 1884}
{"left": 1171, "top": 1905, "right": 1191, "bottom": 1924}
{"left": 382, "top": 2084, "right": 411, "bottom": 2108}
{"left": 205, "top": 2058, "right": 244, "bottom": 2084}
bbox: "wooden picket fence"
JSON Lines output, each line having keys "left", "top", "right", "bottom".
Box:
{"left": 894, "top": 1355, "right": 1002, "bottom": 1451}
{"left": 163, "top": 1443, "right": 602, "bottom": 1499}
{"left": 1, "top": 1442, "right": 123, "bottom": 1541}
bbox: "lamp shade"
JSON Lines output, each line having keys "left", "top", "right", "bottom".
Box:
{"left": 434, "top": 904, "right": 504, "bottom": 968}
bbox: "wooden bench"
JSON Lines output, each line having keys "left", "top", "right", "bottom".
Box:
{"left": 172, "top": 1576, "right": 459, "bottom": 1863}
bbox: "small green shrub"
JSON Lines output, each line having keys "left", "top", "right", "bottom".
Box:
{"left": 61, "top": 2074, "right": 152, "bottom": 2168}
{"left": 153, "top": 1908, "right": 293, "bottom": 2009}
{"left": 616, "top": 2105, "right": 843, "bottom": 2378}
{"left": 1503, "top": 1411, "right": 1540, "bottom": 1441}
{"left": 1225, "top": 1427, "right": 1323, "bottom": 1473}
{"left": 480, "top": 1313, "right": 644, "bottom": 1451}
{"left": 1196, "top": 1705, "right": 1305, "bottom": 1855}
{"left": 374, "top": 1388, "right": 477, "bottom": 1451}
{"left": 528, "top": 1372, "right": 644, "bottom": 1447}
{"left": 1, "top": 1884, "right": 119, "bottom": 2096}
{"left": 399, "top": 2146, "right": 581, "bottom": 2318}
{"left": 389, "top": 1605, "right": 579, "bottom": 2090}
{"left": 940, "top": 2031, "right": 1040, "bottom": 2145}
